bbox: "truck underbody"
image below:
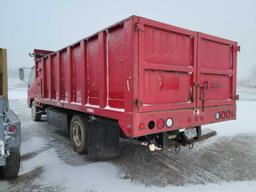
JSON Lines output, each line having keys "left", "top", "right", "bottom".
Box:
{"left": 35, "top": 104, "right": 218, "bottom": 159}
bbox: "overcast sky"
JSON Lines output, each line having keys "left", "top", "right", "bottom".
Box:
{"left": 1, "top": 0, "right": 255, "bottom": 80}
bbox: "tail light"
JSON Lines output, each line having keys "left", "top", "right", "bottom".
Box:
{"left": 220, "top": 111, "right": 226, "bottom": 119}
{"left": 157, "top": 119, "right": 164, "bottom": 129}
{"left": 139, "top": 122, "right": 145, "bottom": 130}
{"left": 7, "top": 124, "right": 16, "bottom": 134}
{"left": 226, "top": 111, "right": 231, "bottom": 118}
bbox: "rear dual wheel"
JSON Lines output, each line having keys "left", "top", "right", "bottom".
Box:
{"left": 70, "top": 115, "right": 88, "bottom": 154}
{"left": 69, "top": 114, "right": 120, "bottom": 160}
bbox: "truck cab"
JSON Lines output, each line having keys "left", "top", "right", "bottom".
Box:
{"left": 20, "top": 49, "right": 54, "bottom": 121}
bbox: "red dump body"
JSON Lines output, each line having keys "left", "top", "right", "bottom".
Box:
{"left": 30, "top": 16, "right": 239, "bottom": 138}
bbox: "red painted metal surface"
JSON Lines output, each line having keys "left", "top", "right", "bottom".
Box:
{"left": 28, "top": 16, "right": 239, "bottom": 138}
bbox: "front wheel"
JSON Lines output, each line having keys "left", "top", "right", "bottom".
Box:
{"left": 70, "top": 115, "right": 88, "bottom": 154}
{"left": 0, "top": 151, "right": 20, "bottom": 179}
{"left": 31, "top": 101, "right": 41, "bottom": 121}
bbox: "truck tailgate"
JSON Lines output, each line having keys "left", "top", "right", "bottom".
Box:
{"left": 197, "top": 33, "right": 237, "bottom": 108}
{"left": 137, "top": 18, "right": 238, "bottom": 112}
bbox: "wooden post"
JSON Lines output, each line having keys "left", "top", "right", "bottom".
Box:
{"left": 0, "top": 48, "right": 8, "bottom": 99}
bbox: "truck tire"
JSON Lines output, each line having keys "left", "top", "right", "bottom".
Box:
{"left": 31, "top": 101, "right": 41, "bottom": 121}
{"left": 0, "top": 151, "right": 20, "bottom": 179}
{"left": 70, "top": 114, "right": 88, "bottom": 154}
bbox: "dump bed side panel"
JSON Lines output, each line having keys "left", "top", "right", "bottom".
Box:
{"left": 35, "top": 17, "right": 137, "bottom": 137}
{"left": 38, "top": 20, "right": 135, "bottom": 108}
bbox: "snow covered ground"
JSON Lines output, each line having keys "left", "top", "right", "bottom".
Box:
{"left": 237, "top": 87, "right": 256, "bottom": 101}
{"left": 1, "top": 80, "right": 256, "bottom": 192}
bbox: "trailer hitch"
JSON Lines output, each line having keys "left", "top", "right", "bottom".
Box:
{"left": 167, "top": 130, "right": 216, "bottom": 152}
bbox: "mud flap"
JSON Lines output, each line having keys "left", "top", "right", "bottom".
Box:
{"left": 46, "top": 107, "right": 69, "bottom": 134}
{"left": 87, "top": 117, "right": 120, "bottom": 161}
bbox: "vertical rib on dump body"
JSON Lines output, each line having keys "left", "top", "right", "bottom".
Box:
{"left": 33, "top": 16, "right": 238, "bottom": 138}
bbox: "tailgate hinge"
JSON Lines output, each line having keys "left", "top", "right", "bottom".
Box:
{"left": 135, "top": 99, "right": 143, "bottom": 108}
{"left": 135, "top": 22, "right": 144, "bottom": 32}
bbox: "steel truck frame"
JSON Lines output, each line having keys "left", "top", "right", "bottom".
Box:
{"left": 21, "top": 16, "right": 239, "bottom": 160}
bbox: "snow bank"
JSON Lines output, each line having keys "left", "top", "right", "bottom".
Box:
{"left": 8, "top": 78, "right": 27, "bottom": 100}
{"left": 20, "top": 148, "right": 256, "bottom": 192}
{"left": 237, "top": 87, "right": 256, "bottom": 101}
{"left": 169, "top": 181, "right": 256, "bottom": 192}
{"left": 21, "top": 149, "right": 132, "bottom": 191}
{"left": 8, "top": 88, "right": 27, "bottom": 100}
{"left": 18, "top": 99, "right": 256, "bottom": 191}
{"left": 21, "top": 137, "right": 46, "bottom": 155}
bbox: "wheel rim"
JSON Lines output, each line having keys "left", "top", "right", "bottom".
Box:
{"left": 72, "top": 120, "right": 83, "bottom": 147}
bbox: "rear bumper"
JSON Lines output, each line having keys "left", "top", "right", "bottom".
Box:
{"left": 133, "top": 104, "right": 236, "bottom": 137}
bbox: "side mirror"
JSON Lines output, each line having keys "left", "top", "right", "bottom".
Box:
{"left": 19, "top": 68, "right": 25, "bottom": 81}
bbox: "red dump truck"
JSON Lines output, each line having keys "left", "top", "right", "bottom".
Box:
{"left": 19, "top": 16, "right": 239, "bottom": 160}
